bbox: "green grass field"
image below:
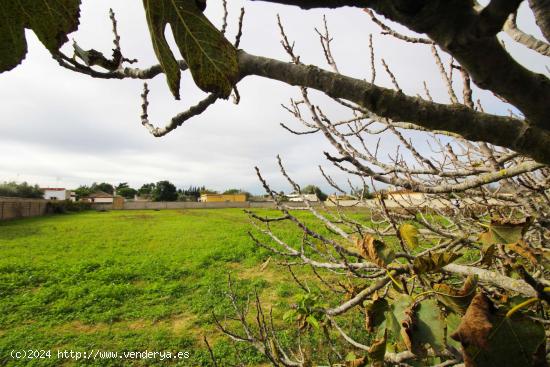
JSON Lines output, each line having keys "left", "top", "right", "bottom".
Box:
{"left": 0, "top": 209, "right": 317, "bottom": 366}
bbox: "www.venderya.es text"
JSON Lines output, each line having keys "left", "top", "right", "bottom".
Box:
{"left": 9, "top": 349, "right": 190, "bottom": 361}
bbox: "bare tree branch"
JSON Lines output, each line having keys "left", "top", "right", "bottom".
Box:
{"left": 238, "top": 51, "right": 550, "bottom": 164}
{"left": 249, "top": 0, "right": 550, "bottom": 130}
{"left": 503, "top": 12, "right": 550, "bottom": 57}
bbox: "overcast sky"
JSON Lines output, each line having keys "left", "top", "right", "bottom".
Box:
{"left": 0, "top": 1, "right": 548, "bottom": 194}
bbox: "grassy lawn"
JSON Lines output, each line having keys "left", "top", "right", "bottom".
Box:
{"left": 0, "top": 209, "right": 315, "bottom": 366}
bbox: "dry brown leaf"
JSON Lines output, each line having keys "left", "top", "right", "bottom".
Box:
{"left": 451, "top": 292, "right": 546, "bottom": 367}
{"left": 346, "top": 356, "right": 367, "bottom": 367}
{"left": 400, "top": 303, "right": 416, "bottom": 351}
{"left": 507, "top": 240, "right": 542, "bottom": 265}
{"left": 450, "top": 292, "right": 493, "bottom": 350}
{"left": 368, "top": 329, "right": 387, "bottom": 366}
{"left": 364, "top": 299, "right": 388, "bottom": 333}
{"left": 356, "top": 234, "right": 395, "bottom": 268}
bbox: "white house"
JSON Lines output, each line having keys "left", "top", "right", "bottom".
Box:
{"left": 287, "top": 193, "right": 319, "bottom": 202}
{"left": 41, "top": 188, "right": 70, "bottom": 201}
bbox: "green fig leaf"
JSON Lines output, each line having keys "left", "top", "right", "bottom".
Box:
{"left": 143, "top": 0, "right": 238, "bottom": 99}
{"left": 399, "top": 223, "right": 419, "bottom": 249}
{"left": 478, "top": 217, "right": 531, "bottom": 246}
{"left": 411, "top": 299, "right": 446, "bottom": 354}
{"left": 0, "top": 0, "right": 81, "bottom": 72}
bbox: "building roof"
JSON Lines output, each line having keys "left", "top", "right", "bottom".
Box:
{"left": 387, "top": 190, "right": 416, "bottom": 195}
{"left": 87, "top": 191, "right": 113, "bottom": 198}
{"left": 201, "top": 193, "right": 246, "bottom": 197}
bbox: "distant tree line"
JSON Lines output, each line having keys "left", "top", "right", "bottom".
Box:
{"left": 1, "top": 180, "right": 333, "bottom": 202}
{"left": 115, "top": 182, "right": 137, "bottom": 199}
{"left": 74, "top": 181, "right": 208, "bottom": 202}
{"left": 74, "top": 182, "right": 115, "bottom": 199}
{"left": 0, "top": 181, "right": 44, "bottom": 199}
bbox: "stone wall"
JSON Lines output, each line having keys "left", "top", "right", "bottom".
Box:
{"left": 0, "top": 197, "right": 49, "bottom": 221}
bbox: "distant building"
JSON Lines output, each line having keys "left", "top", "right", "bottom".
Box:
{"left": 41, "top": 188, "right": 71, "bottom": 201}
{"left": 81, "top": 191, "right": 114, "bottom": 203}
{"left": 385, "top": 190, "right": 425, "bottom": 200}
{"left": 249, "top": 195, "right": 274, "bottom": 202}
{"left": 287, "top": 193, "right": 319, "bottom": 202}
{"left": 199, "top": 194, "right": 247, "bottom": 202}
{"left": 327, "top": 194, "right": 356, "bottom": 202}
{"left": 133, "top": 195, "right": 151, "bottom": 202}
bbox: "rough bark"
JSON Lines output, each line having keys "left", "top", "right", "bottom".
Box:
{"left": 528, "top": 0, "right": 550, "bottom": 41}
{"left": 443, "top": 263, "right": 537, "bottom": 297}
{"left": 248, "top": 0, "right": 364, "bottom": 9}
{"left": 478, "top": 0, "right": 524, "bottom": 36}
{"left": 238, "top": 51, "right": 550, "bottom": 164}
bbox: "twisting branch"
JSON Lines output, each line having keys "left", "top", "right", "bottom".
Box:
{"left": 235, "top": 7, "right": 246, "bottom": 48}
{"left": 364, "top": 8, "right": 433, "bottom": 44}
{"left": 503, "top": 12, "right": 550, "bottom": 57}
{"left": 140, "top": 83, "right": 219, "bottom": 137}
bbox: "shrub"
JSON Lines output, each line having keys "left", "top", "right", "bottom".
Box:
{"left": 47, "top": 200, "right": 92, "bottom": 214}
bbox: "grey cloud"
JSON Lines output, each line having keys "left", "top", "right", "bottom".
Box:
{"left": 1, "top": 0, "right": 546, "bottom": 194}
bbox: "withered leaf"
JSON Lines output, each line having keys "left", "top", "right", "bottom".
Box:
{"left": 450, "top": 292, "right": 493, "bottom": 350}
{"left": 383, "top": 294, "right": 413, "bottom": 352}
{"left": 451, "top": 292, "right": 546, "bottom": 367}
{"left": 368, "top": 329, "right": 387, "bottom": 366}
{"left": 364, "top": 298, "right": 388, "bottom": 332}
{"left": 478, "top": 216, "right": 531, "bottom": 246}
{"left": 400, "top": 303, "right": 415, "bottom": 351}
{"left": 345, "top": 356, "right": 367, "bottom": 367}
{"left": 356, "top": 235, "right": 395, "bottom": 268}
{"left": 507, "top": 240, "right": 543, "bottom": 265}
{"left": 412, "top": 252, "right": 460, "bottom": 274}
{"left": 480, "top": 243, "right": 496, "bottom": 267}
{"left": 434, "top": 275, "right": 478, "bottom": 315}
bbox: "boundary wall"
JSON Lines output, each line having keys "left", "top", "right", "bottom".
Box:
{"left": 91, "top": 201, "right": 317, "bottom": 211}
{"left": 0, "top": 197, "right": 49, "bottom": 220}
